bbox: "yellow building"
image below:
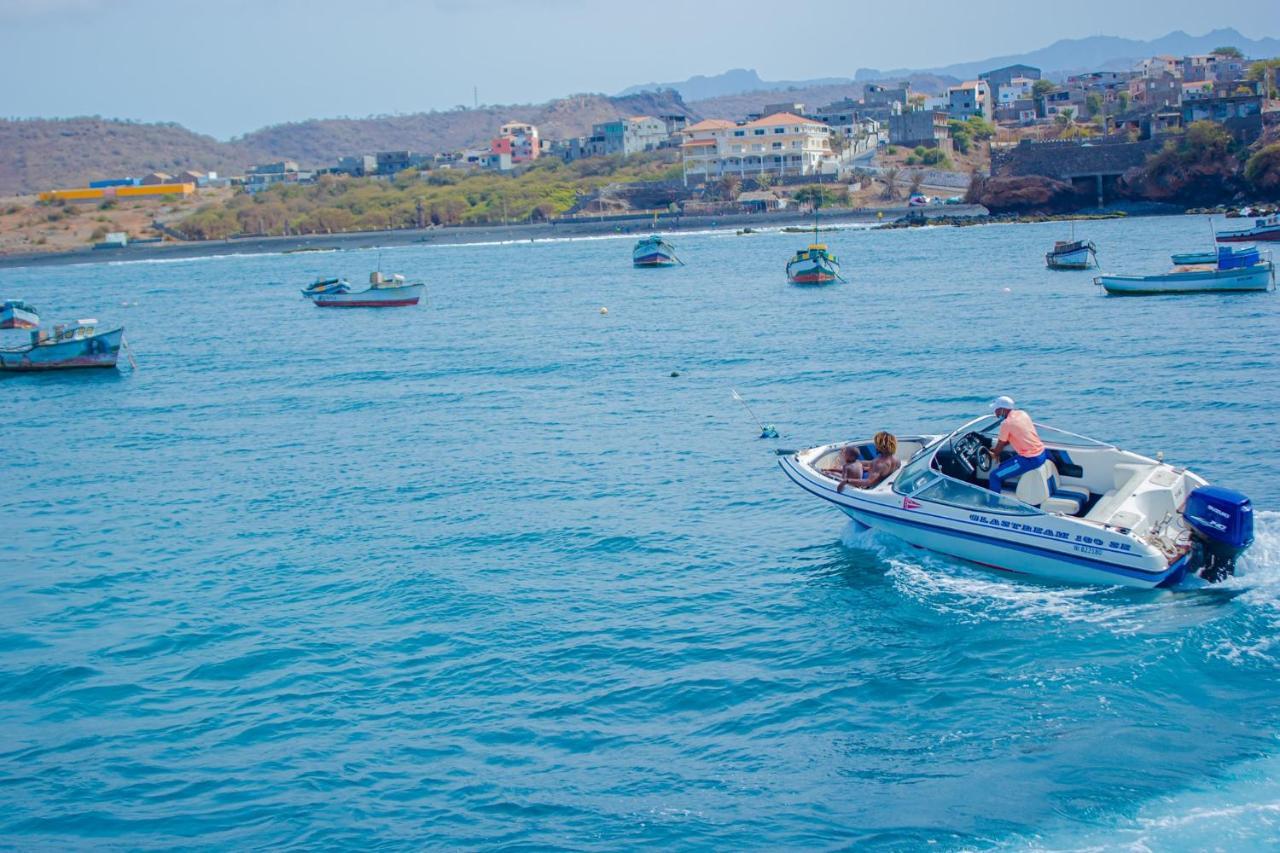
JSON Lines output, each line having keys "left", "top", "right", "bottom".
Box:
{"left": 680, "top": 113, "right": 834, "bottom": 185}
{"left": 39, "top": 183, "right": 195, "bottom": 203}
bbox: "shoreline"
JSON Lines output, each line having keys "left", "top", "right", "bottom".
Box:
{"left": 0, "top": 205, "right": 990, "bottom": 270}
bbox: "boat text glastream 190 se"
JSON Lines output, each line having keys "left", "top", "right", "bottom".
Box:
{"left": 779, "top": 416, "right": 1254, "bottom": 588}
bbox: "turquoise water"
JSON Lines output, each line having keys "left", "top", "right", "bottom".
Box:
{"left": 1, "top": 216, "right": 1278, "bottom": 849}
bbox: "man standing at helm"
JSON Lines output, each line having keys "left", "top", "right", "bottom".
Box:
{"left": 986, "top": 395, "right": 1048, "bottom": 492}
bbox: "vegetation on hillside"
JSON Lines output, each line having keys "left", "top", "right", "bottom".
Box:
{"left": 177, "top": 152, "right": 683, "bottom": 239}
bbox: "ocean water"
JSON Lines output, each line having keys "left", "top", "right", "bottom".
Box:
{"left": 1, "top": 215, "right": 1278, "bottom": 850}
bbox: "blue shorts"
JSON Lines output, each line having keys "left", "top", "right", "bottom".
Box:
{"left": 989, "top": 450, "right": 1048, "bottom": 492}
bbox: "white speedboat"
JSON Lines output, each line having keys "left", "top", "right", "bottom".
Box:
{"left": 778, "top": 416, "right": 1254, "bottom": 588}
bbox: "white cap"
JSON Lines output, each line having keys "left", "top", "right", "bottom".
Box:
{"left": 992, "top": 395, "right": 1015, "bottom": 412}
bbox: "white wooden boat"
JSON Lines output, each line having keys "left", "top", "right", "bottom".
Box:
{"left": 779, "top": 415, "right": 1254, "bottom": 588}
{"left": 1045, "top": 239, "right": 1097, "bottom": 270}
{"left": 1172, "top": 245, "right": 1255, "bottom": 266}
{"left": 0, "top": 299, "right": 39, "bottom": 330}
{"left": 302, "top": 272, "right": 424, "bottom": 307}
{"left": 0, "top": 320, "right": 123, "bottom": 371}
{"left": 1096, "top": 249, "right": 1274, "bottom": 295}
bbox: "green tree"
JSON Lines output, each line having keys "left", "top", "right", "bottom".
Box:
{"left": 1213, "top": 46, "right": 1243, "bottom": 58}
{"left": 965, "top": 115, "right": 996, "bottom": 140}
{"left": 1244, "top": 143, "right": 1280, "bottom": 196}
{"left": 880, "top": 166, "right": 900, "bottom": 200}
{"left": 1032, "top": 79, "right": 1056, "bottom": 98}
{"left": 1117, "top": 90, "right": 1132, "bottom": 113}
{"left": 1085, "top": 93, "right": 1104, "bottom": 118}
{"left": 1246, "top": 59, "right": 1280, "bottom": 98}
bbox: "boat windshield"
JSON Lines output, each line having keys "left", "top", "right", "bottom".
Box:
{"left": 972, "top": 417, "right": 1111, "bottom": 448}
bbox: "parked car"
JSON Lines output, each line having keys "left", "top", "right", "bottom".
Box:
{"left": 944, "top": 195, "right": 964, "bottom": 205}
{"left": 908, "top": 194, "right": 930, "bottom": 206}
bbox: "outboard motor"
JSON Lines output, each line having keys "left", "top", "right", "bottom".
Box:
{"left": 1184, "top": 486, "right": 1254, "bottom": 582}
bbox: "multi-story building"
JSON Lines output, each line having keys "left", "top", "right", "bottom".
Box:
{"left": 863, "top": 83, "right": 911, "bottom": 108}
{"left": 979, "top": 64, "right": 1041, "bottom": 95}
{"left": 1129, "top": 73, "right": 1182, "bottom": 108}
{"left": 947, "top": 80, "right": 991, "bottom": 120}
{"left": 679, "top": 113, "right": 834, "bottom": 185}
{"left": 888, "top": 109, "right": 952, "bottom": 149}
{"left": 586, "top": 115, "right": 669, "bottom": 157}
{"left": 490, "top": 122, "right": 540, "bottom": 164}
{"left": 1139, "top": 56, "right": 1181, "bottom": 78}
{"left": 997, "top": 77, "right": 1036, "bottom": 105}
{"left": 336, "top": 154, "right": 377, "bottom": 177}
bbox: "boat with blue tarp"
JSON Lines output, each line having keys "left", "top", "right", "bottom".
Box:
{"left": 632, "top": 235, "right": 681, "bottom": 267}
{"left": 1096, "top": 246, "right": 1274, "bottom": 295}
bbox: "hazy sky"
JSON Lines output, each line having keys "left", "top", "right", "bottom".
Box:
{"left": 3, "top": 0, "right": 1277, "bottom": 139}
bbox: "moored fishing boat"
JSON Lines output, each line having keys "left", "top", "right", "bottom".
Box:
{"left": 0, "top": 319, "right": 123, "bottom": 371}
{"left": 632, "top": 235, "right": 681, "bottom": 267}
{"left": 1095, "top": 247, "right": 1274, "bottom": 295}
{"left": 302, "top": 272, "right": 424, "bottom": 307}
{"left": 778, "top": 415, "right": 1254, "bottom": 588}
{"left": 786, "top": 243, "right": 843, "bottom": 284}
{"left": 1216, "top": 213, "right": 1280, "bottom": 243}
{"left": 1172, "top": 244, "right": 1258, "bottom": 266}
{"left": 0, "top": 299, "right": 39, "bottom": 330}
{"left": 1045, "top": 239, "right": 1097, "bottom": 270}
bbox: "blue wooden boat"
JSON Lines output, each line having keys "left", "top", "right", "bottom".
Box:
{"left": 1171, "top": 245, "right": 1255, "bottom": 266}
{"left": 0, "top": 320, "right": 124, "bottom": 371}
{"left": 633, "top": 235, "right": 681, "bottom": 267}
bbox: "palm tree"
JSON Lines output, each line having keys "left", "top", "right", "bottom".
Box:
{"left": 907, "top": 170, "right": 924, "bottom": 197}
{"left": 880, "top": 166, "right": 900, "bottom": 200}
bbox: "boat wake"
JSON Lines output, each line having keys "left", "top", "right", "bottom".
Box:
{"left": 839, "top": 511, "right": 1280, "bottom": 636}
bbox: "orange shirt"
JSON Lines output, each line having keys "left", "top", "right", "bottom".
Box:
{"left": 998, "top": 409, "right": 1045, "bottom": 458}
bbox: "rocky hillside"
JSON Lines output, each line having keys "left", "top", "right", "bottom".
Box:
{"left": 0, "top": 91, "right": 695, "bottom": 197}
{"left": 0, "top": 118, "right": 251, "bottom": 198}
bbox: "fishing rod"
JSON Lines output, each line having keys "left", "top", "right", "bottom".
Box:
{"left": 731, "top": 388, "right": 778, "bottom": 439}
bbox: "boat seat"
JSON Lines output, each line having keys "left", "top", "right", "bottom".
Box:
{"left": 1010, "top": 461, "right": 1089, "bottom": 514}
{"left": 1084, "top": 463, "right": 1150, "bottom": 524}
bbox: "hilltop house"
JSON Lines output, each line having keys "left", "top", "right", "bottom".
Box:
{"left": 586, "top": 116, "right": 669, "bottom": 157}
{"left": 491, "top": 121, "right": 541, "bottom": 165}
{"left": 679, "top": 113, "right": 834, "bottom": 185}
{"left": 947, "top": 80, "right": 992, "bottom": 120}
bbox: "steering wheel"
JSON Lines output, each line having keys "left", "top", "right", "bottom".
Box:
{"left": 950, "top": 431, "right": 993, "bottom": 479}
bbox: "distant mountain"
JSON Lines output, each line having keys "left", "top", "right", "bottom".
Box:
{"left": 855, "top": 27, "right": 1280, "bottom": 81}
{"left": 0, "top": 91, "right": 695, "bottom": 196}
{"left": 620, "top": 69, "right": 851, "bottom": 101}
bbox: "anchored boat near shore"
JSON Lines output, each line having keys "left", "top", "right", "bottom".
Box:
{"left": 1096, "top": 247, "right": 1274, "bottom": 295}
{"left": 1216, "top": 214, "right": 1280, "bottom": 243}
{"left": 1045, "top": 239, "right": 1097, "bottom": 270}
{"left": 786, "top": 243, "right": 843, "bottom": 284}
{"left": 302, "top": 272, "right": 425, "bottom": 307}
{"left": 0, "top": 299, "right": 39, "bottom": 330}
{"left": 0, "top": 319, "right": 124, "bottom": 371}
{"left": 779, "top": 415, "right": 1254, "bottom": 588}
{"left": 632, "top": 235, "right": 682, "bottom": 267}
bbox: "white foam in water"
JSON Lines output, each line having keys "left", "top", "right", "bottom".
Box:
{"left": 1018, "top": 751, "right": 1280, "bottom": 852}
{"left": 841, "top": 511, "right": 1280, "bottom": 635}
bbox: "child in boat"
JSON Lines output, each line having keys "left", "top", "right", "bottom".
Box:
{"left": 836, "top": 431, "right": 900, "bottom": 493}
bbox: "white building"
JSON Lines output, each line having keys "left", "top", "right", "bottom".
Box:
{"left": 997, "top": 77, "right": 1036, "bottom": 104}
{"left": 680, "top": 113, "right": 835, "bottom": 185}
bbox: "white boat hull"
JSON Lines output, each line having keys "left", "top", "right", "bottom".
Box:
{"left": 779, "top": 454, "right": 1184, "bottom": 588}
{"left": 1097, "top": 262, "right": 1274, "bottom": 295}
{"left": 1046, "top": 247, "right": 1094, "bottom": 269}
{"left": 306, "top": 283, "right": 424, "bottom": 307}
